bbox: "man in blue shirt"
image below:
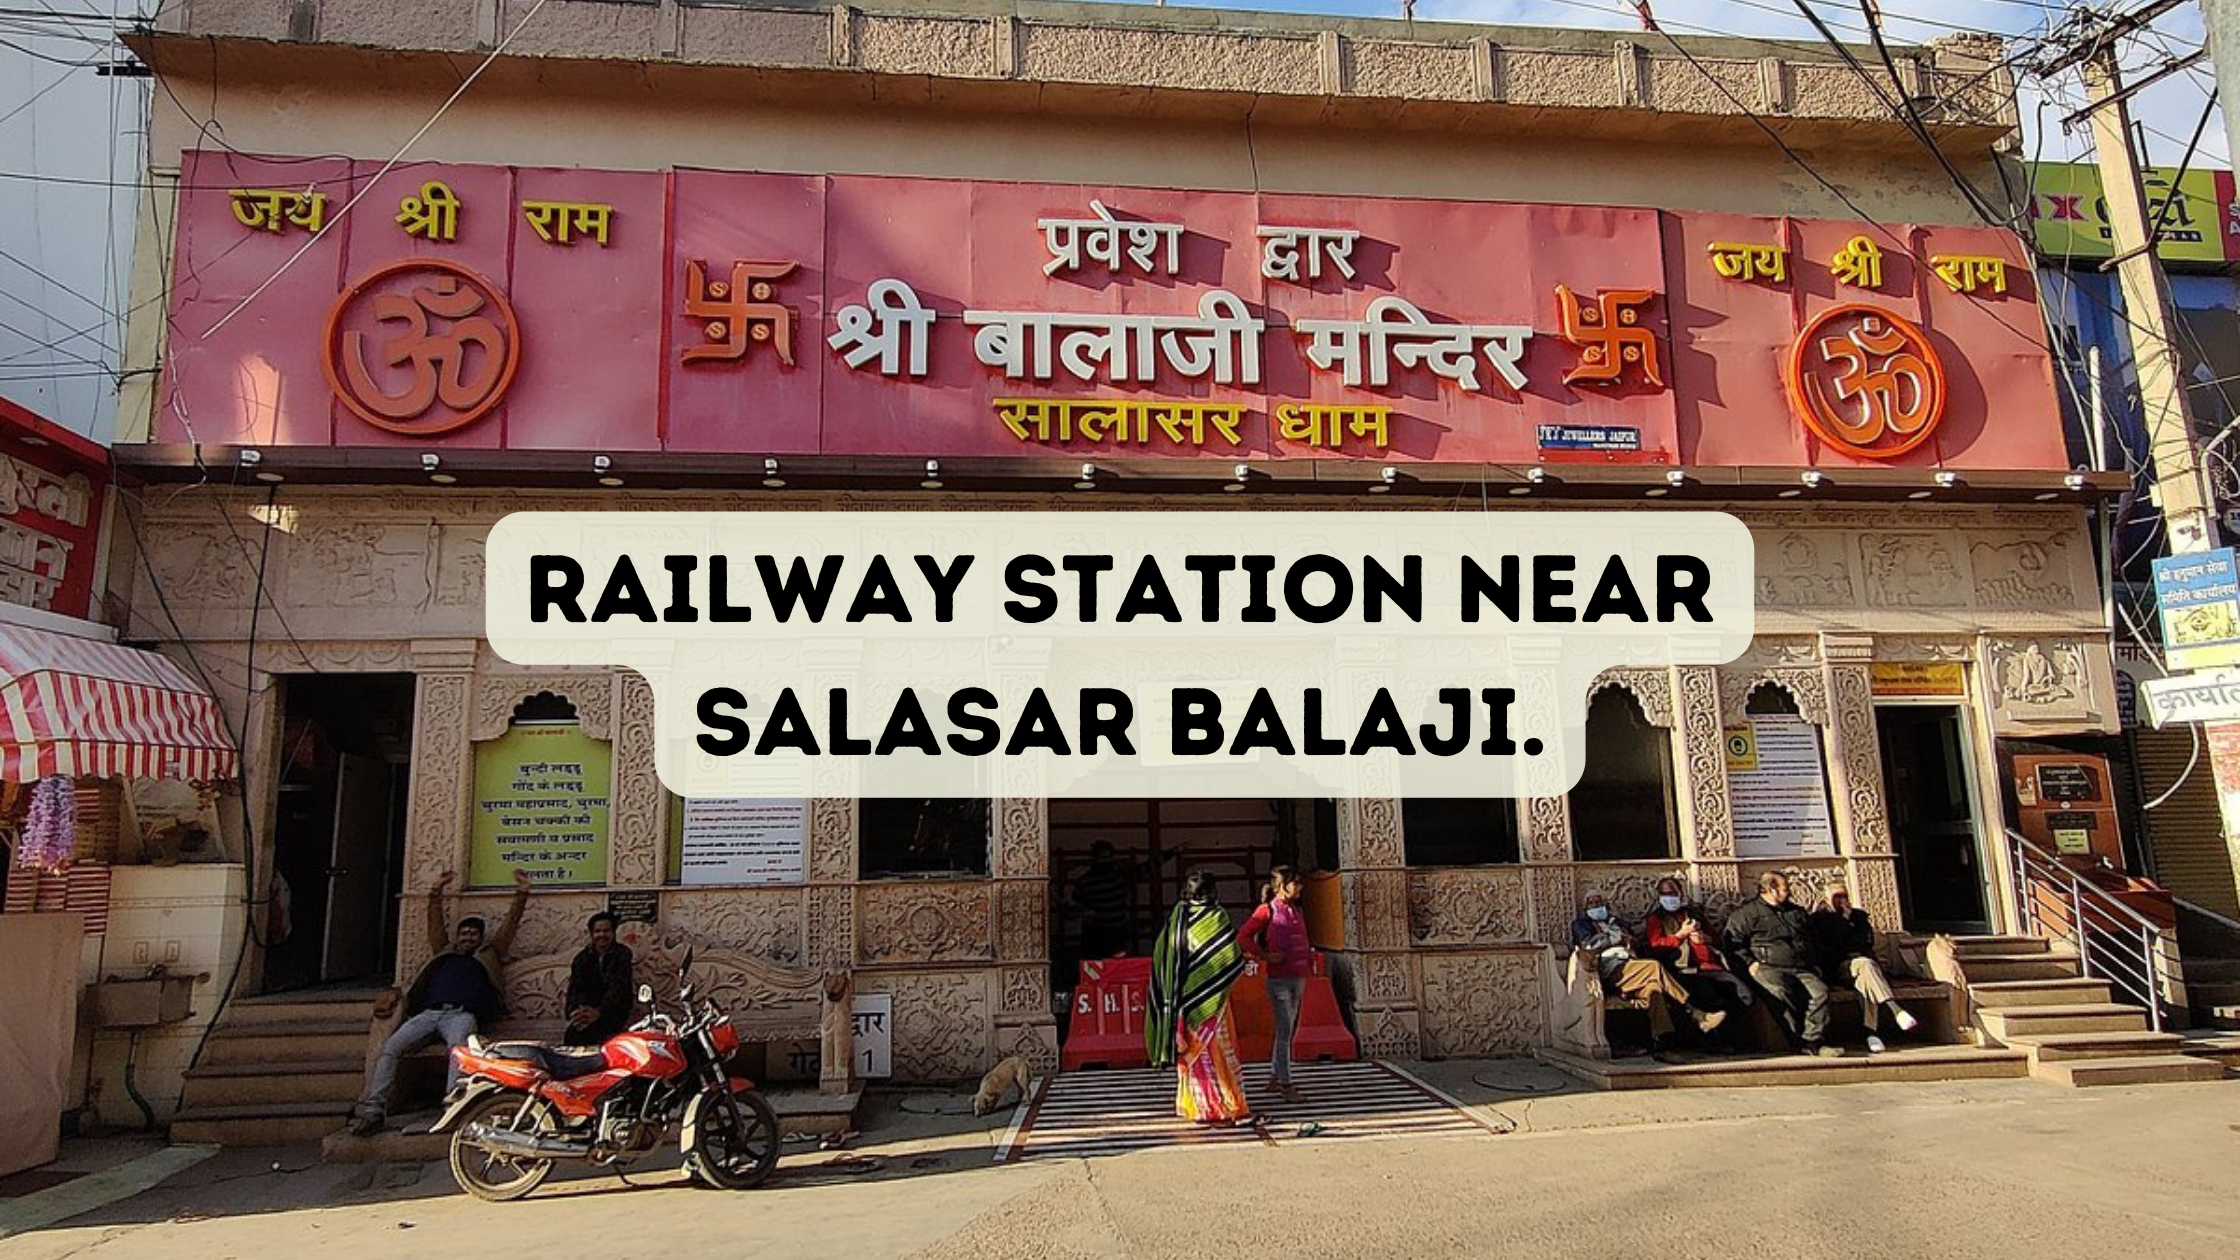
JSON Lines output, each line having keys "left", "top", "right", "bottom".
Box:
{"left": 352, "top": 866, "right": 531, "bottom": 1134}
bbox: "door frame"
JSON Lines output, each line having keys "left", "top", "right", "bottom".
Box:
{"left": 1872, "top": 694, "right": 2010, "bottom": 936}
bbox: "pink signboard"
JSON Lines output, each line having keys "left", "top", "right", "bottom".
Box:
{"left": 159, "top": 150, "right": 2065, "bottom": 470}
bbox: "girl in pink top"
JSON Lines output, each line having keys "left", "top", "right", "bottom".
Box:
{"left": 1238, "top": 866, "right": 1314, "bottom": 1104}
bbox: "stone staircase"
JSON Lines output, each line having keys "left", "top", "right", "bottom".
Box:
{"left": 1930, "top": 935, "right": 2225, "bottom": 1088}
{"left": 169, "top": 990, "right": 376, "bottom": 1146}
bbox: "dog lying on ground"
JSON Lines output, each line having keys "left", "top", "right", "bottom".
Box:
{"left": 972, "top": 1055, "right": 1034, "bottom": 1116}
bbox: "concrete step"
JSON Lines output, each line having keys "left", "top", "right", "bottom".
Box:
{"left": 2179, "top": 1032, "right": 2240, "bottom": 1068}
{"left": 2031, "top": 1054, "right": 2227, "bottom": 1088}
{"left": 1946, "top": 935, "right": 2053, "bottom": 957}
{"left": 1535, "top": 1044, "right": 2029, "bottom": 1091}
{"left": 200, "top": 1021, "right": 368, "bottom": 1067}
{"left": 218, "top": 995, "right": 379, "bottom": 1029}
{"left": 2001, "top": 1031, "right": 2190, "bottom": 1062}
{"left": 181, "top": 1058, "right": 364, "bottom": 1110}
{"left": 170, "top": 1100, "right": 352, "bottom": 1147}
{"left": 1978, "top": 1003, "right": 2150, "bottom": 1041}
{"left": 1968, "top": 978, "right": 2113, "bottom": 1009}
{"left": 1960, "top": 955, "right": 2084, "bottom": 983}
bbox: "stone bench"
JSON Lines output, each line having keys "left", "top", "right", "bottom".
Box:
{"left": 366, "top": 922, "right": 852, "bottom": 1113}
{"left": 1544, "top": 935, "right": 1957, "bottom": 1059}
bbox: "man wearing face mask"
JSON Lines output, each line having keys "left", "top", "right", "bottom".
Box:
{"left": 1642, "top": 876, "right": 1753, "bottom": 1015}
{"left": 1571, "top": 891, "right": 1726, "bottom": 1059}
{"left": 1723, "top": 871, "right": 1838, "bottom": 1057}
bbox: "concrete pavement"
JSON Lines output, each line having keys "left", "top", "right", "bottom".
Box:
{"left": 4, "top": 1061, "right": 2235, "bottom": 1260}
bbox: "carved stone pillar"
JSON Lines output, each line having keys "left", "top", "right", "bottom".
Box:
{"left": 1338, "top": 795, "right": 1418, "bottom": 1056}
{"left": 608, "top": 669, "right": 662, "bottom": 888}
{"left": 398, "top": 639, "right": 477, "bottom": 983}
{"left": 1822, "top": 634, "right": 1902, "bottom": 926}
{"left": 989, "top": 637, "right": 1057, "bottom": 1069}
{"left": 1670, "top": 661, "right": 1734, "bottom": 864}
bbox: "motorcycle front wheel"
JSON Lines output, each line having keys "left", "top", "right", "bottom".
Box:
{"left": 685, "top": 1089, "right": 781, "bottom": 1190}
{"left": 449, "top": 1090, "right": 561, "bottom": 1202}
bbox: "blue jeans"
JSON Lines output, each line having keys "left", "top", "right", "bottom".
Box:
{"left": 359, "top": 1007, "right": 477, "bottom": 1116}
{"left": 1267, "top": 975, "right": 1306, "bottom": 1085}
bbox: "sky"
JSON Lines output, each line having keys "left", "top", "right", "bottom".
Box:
{"left": 0, "top": 0, "right": 2225, "bottom": 445}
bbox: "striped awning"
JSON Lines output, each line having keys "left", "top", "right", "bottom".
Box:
{"left": 0, "top": 627, "right": 237, "bottom": 782}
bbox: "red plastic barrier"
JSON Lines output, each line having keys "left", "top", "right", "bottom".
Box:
{"left": 1064, "top": 953, "right": 1358, "bottom": 1071}
{"left": 1063, "top": 956, "right": 1153, "bottom": 1070}
{"left": 1230, "top": 954, "right": 1359, "bottom": 1064}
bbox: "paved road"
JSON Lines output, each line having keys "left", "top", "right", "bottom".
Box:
{"left": 7, "top": 1062, "right": 2236, "bottom": 1260}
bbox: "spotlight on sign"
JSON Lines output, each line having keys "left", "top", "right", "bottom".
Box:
{"left": 762, "top": 457, "right": 785, "bottom": 489}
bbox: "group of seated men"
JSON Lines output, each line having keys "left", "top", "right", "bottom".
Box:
{"left": 1570, "top": 870, "right": 1921, "bottom": 1060}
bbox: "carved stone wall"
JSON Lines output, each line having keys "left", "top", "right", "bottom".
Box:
{"left": 856, "top": 971, "right": 992, "bottom": 1081}
{"left": 398, "top": 661, "right": 472, "bottom": 983}
{"left": 1522, "top": 795, "right": 1572, "bottom": 863}
{"left": 663, "top": 888, "right": 806, "bottom": 966}
{"left": 1826, "top": 661, "right": 1895, "bottom": 857}
{"left": 1406, "top": 867, "right": 1530, "bottom": 946}
{"left": 609, "top": 670, "right": 661, "bottom": 887}
{"left": 1672, "top": 666, "right": 1734, "bottom": 861}
{"left": 1418, "top": 952, "right": 1545, "bottom": 1057}
{"left": 856, "top": 882, "right": 994, "bottom": 964}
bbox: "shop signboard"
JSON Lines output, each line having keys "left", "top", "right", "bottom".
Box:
{"left": 0, "top": 398, "right": 107, "bottom": 621}
{"left": 1725, "top": 715, "right": 1837, "bottom": 860}
{"left": 160, "top": 151, "right": 2068, "bottom": 472}
{"left": 2025, "top": 162, "right": 2240, "bottom": 265}
{"left": 468, "top": 722, "right": 612, "bottom": 887}
{"left": 1869, "top": 662, "right": 1966, "bottom": 697}
{"left": 678, "top": 797, "right": 808, "bottom": 886}
{"left": 2138, "top": 666, "right": 2240, "bottom": 728}
{"left": 2152, "top": 549, "right": 2240, "bottom": 670}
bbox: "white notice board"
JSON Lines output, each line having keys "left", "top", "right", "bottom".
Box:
{"left": 680, "top": 797, "right": 808, "bottom": 885}
{"left": 1726, "top": 715, "right": 1837, "bottom": 860}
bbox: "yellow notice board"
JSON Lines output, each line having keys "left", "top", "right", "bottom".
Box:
{"left": 469, "top": 722, "right": 612, "bottom": 887}
{"left": 1870, "top": 662, "right": 1966, "bottom": 697}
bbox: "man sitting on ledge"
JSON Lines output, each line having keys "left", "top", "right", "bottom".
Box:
{"left": 1809, "top": 880, "right": 1919, "bottom": 1054}
{"left": 1571, "top": 890, "right": 1727, "bottom": 1061}
{"left": 1724, "top": 871, "right": 1839, "bottom": 1058}
{"left": 351, "top": 867, "right": 532, "bottom": 1136}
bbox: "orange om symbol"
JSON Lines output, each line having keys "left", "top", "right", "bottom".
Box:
{"left": 324, "top": 260, "right": 521, "bottom": 436}
{"left": 1785, "top": 304, "right": 1947, "bottom": 459}
{"left": 1554, "top": 286, "right": 1666, "bottom": 389}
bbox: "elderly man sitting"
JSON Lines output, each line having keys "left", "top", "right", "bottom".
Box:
{"left": 1808, "top": 880, "right": 1920, "bottom": 1054}
{"left": 1571, "top": 891, "right": 1728, "bottom": 1059}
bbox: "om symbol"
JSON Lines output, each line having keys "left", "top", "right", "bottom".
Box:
{"left": 1785, "top": 303, "right": 1947, "bottom": 459}
{"left": 324, "top": 260, "right": 521, "bottom": 436}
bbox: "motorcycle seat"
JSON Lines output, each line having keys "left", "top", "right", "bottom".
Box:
{"left": 485, "top": 1042, "right": 611, "bottom": 1080}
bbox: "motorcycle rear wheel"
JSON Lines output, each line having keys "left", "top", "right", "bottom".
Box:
{"left": 449, "top": 1091, "right": 561, "bottom": 1202}
{"left": 686, "top": 1090, "right": 781, "bottom": 1190}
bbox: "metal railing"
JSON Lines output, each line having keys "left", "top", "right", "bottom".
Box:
{"left": 2004, "top": 830, "right": 2179, "bottom": 1033}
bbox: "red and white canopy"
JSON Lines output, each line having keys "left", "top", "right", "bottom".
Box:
{"left": 0, "top": 627, "right": 237, "bottom": 782}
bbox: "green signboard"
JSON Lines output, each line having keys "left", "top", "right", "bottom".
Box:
{"left": 469, "top": 721, "right": 612, "bottom": 887}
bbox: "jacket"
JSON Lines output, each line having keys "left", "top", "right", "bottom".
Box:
{"left": 1644, "top": 906, "right": 1730, "bottom": 972}
{"left": 566, "top": 943, "right": 638, "bottom": 1030}
{"left": 1806, "top": 906, "right": 1876, "bottom": 965}
{"left": 405, "top": 883, "right": 528, "bottom": 1024}
{"left": 1722, "top": 897, "right": 1819, "bottom": 972}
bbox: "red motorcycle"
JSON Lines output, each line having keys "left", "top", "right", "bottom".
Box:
{"left": 430, "top": 954, "right": 781, "bottom": 1201}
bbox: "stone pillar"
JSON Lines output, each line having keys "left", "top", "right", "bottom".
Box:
{"left": 1338, "top": 796, "right": 1419, "bottom": 1058}
{"left": 1670, "top": 659, "right": 1741, "bottom": 909}
{"left": 397, "top": 639, "right": 477, "bottom": 983}
{"left": 1822, "top": 633, "right": 1903, "bottom": 927}
{"left": 990, "top": 636, "right": 1056, "bottom": 1070}
{"left": 608, "top": 668, "right": 663, "bottom": 888}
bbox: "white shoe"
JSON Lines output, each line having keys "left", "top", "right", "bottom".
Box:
{"left": 1893, "top": 1009, "right": 1919, "bottom": 1032}
{"left": 1865, "top": 1035, "right": 1886, "bottom": 1054}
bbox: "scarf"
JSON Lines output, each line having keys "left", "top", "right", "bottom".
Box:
{"left": 1145, "top": 898, "right": 1245, "bottom": 1067}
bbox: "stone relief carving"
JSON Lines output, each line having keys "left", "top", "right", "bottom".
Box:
{"left": 1002, "top": 1021, "right": 1061, "bottom": 1073}
{"left": 1676, "top": 667, "right": 1735, "bottom": 861}
{"left": 1847, "top": 858, "right": 1905, "bottom": 926}
{"left": 1718, "top": 668, "right": 1829, "bottom": 727}
{"left": 1570, "top": 864, "right": 1687, "bottom": 922}
{"left": 857, "top": 883, "right": 993, "bottom": 964}
{"left": 861, "top": 972, "right": 989, "bottom": 1081}
{"left": 150, "top": 527, "right": 255, "bottom": 608}
{"left": 996, "top": 797, "right": 1047, "bottom": 879}
{"left": 1406, "top": 868, "right": 1530, "bottom": 946}
{"left": 1969, "top": 536, "right": 2073, "bottom": 610}
{"left": 1523, "top": 796, "right": 1572, "bottom": 863}
{"left": 1529, "top": 866, "right": 1578, "bottom": 945}
{"left": 1987, "top": 638, "right": 2086, "bottom": 709}
{"left": 996, "top": 880, "right": 1050, "bottom": 962}
{"left": 1755, "top": 531, "right": 1856, "bottom": 607}
{"left": 1350, "top": 798, "right": 1402, "bottom": 868}
{"left": 1588, "top": 668, "right": 1672, "bottom": 727}
{"left": 1419, "top": 953, "right": 1546, "bottom": 1057}
{"left": 1860, "top": 534, "right": 1964, "bottom": 608}
{"left": 1351, "top": 869, "right": 1411, "bottom": 952}
{"left": 1829, "top": 666, "right": 1894, "bottom": 855}
{"left": 472, "top": 673, "right": 614, "bottom": 741}
{"left": 1000, "top": 965, "right": 1046, "bottom": 1015}
{"left": 401, "top": 672, "right": 471, "bottom": 962}
{"left": 435, "top": 529, "right": 488, "bottom": 608}
{"left": 1732, "top": 637, "right": 1820, "bottom": 670}
{"left": 662, "top": 888, "right": 806, "bottom": 966}
{"left": 805, "top": 885, "right": 855, "bottom": 970}
{"left": 610, "top": 672, "right": 660, "bottom": 887}
{"left": 1363, "top": 951, "right": 1415, "bottom": 1003}
{"left": 1355, "top": 1007, "right": 1421, "bottom": 1060}
{"left": 294, "top": 522, "right": 429, "bottom": 608}
{"left": 1876, "top": 638, "right": 1971, "bottom": 662}
{"left": 808, "top": 798, "right": 856, "bottom": 882}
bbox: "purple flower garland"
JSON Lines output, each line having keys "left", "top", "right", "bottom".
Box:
{"left": 16, "top": 775, "right": 76, "bottom": 872}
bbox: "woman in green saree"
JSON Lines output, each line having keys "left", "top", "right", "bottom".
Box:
{"left": 1146, "top": 869, "right": 1254, "bottom": 1125}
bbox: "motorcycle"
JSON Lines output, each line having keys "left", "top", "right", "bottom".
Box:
{"left": 430, "top": 952, "right": 782, "bottom": 1201}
